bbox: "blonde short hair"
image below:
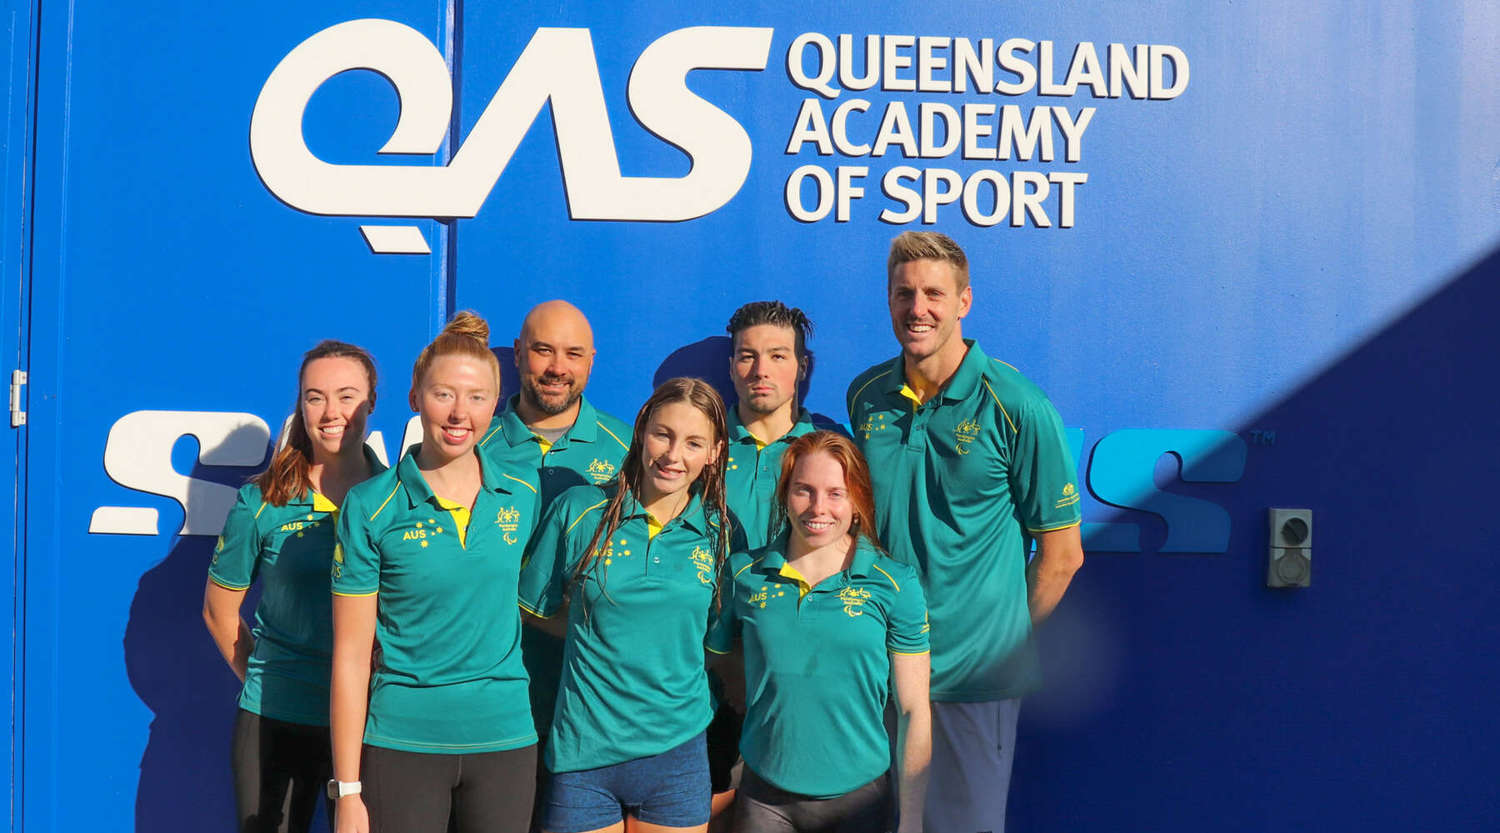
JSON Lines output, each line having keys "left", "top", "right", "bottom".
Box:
{"left": 887, "top": 231, "right": 969, "bottom": 291}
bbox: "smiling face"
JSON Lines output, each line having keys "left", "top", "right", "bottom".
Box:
{"left": 300, "top": 356, "right": 373, "bottom": 461}
{"left": 730, "top": 323, "right": 802, "bottom": 418}
{"left": 514, "top": 301, "right": 595, "bottom": 419}
{"left": 638, "top": 400, "right": 720, "bottom": 505}
{"left": 784, "top": 449, "right": 854, "bottom": 551}
{"left": 888, "top": 258, "right": 972, "bottom": 367}
{"left": 410, "top": 354, "right": 497, "bottom": 466}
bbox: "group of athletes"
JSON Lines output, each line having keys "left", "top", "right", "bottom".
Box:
{"left": 202, "top": 231, "right": 1086, "bottom": 833}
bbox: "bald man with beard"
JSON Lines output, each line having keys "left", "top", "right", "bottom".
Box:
{"left": 480, "top": 300, "right": 631, "bottom": 507}
{"left": 479, "top": 300, "right": 631, "bottom": 825}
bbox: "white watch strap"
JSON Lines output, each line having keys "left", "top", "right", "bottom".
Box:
{"left": 331, "top": 780, "right": 362, "bottom": 798}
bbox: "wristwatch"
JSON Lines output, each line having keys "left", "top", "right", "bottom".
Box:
{"left": 326, "top": 779, "right": 362, "bottom": 799}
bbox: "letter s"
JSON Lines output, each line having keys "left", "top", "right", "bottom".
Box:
{"left": 601, "top": 26, "right": 774, "bottom": 221}
{"left": 1088, "top": 429, "right": 1245, "bottom": 553}
{"left": 89, "top": 411, "right": 271, "bottom": 536}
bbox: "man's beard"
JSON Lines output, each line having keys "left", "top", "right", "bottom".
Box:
{"left": 523, "top": 377, "right": 581, "bottom": 416}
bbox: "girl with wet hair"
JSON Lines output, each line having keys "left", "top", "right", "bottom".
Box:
{"left": 519, "top": 377, "right": 732, "bottom": 833}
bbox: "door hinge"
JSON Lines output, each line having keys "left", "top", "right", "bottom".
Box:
{"left": 10, "top": 370, "right": 26, "bottom": 427}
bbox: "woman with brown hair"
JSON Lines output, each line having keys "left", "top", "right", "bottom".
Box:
{"left": 203, "top": 340, "right": 383, "bottom": 833}
{"left": 708, "top": 430, "right": 931, "bottom": 833}
{"left": 519, "top": 377, "right": 732, "bottom": 833}
{"left": 330, "top": 311, "right": 541, "bottom": 833}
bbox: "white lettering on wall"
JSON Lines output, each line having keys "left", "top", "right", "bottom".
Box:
{"left": 89, "top": 411, "right": 271, "bottom": 536}
{"left": 250, "top": 18, "right": 774, "bottom": 250}
{"left": 91, "top": 411, "right": 424, "bottom": 537}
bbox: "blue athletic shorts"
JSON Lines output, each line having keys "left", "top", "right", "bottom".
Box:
{"left": 542, "top": 731, "right": 710, "bottom": 832}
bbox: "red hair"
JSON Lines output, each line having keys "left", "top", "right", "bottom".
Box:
{"left": 773, "top": 431, "right": 883, "bottom": 552}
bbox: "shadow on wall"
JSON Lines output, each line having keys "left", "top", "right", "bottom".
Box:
{"left": 1011, "top": 247, "right": 1500, "bottom": 832}
{"left": 123, "top": 425, "right": 332, "bottom": 833}
{"left": 493, "top": 345, "right": 521, "bottom": 407}
{"left": 653, "top": 336, "right": 736, "bottom": 402}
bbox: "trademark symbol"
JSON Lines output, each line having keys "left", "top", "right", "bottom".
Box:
{"left": 1247, "top": 430, "right": 1277, "bottom": 447}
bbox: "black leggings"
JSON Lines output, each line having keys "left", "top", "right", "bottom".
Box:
{"left": 733, "top": 767, "right": 891, "bottom": 833}
{"left": 362, "top": 743, "right": 537, "bottom": 833}
{"left": 231, "top": 709, "right": 333, "bottom": 833}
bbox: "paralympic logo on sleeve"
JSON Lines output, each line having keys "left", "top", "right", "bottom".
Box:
{"left": 249, "top": 19, "right": 774, "bottom": 253}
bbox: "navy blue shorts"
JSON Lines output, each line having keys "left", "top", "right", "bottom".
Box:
{"left": 542, "top": 731, "right": 710, "bottom": 832}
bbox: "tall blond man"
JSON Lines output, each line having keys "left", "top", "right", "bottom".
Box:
{"left": 846, "top": 232, "right": 1084, "bottom": 833}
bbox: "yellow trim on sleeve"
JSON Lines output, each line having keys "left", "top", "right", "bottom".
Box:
{"left": 332, "top": 589, "right": 379, "bottom": 598}
{"left": 979, "top": 378, "right": 1018, "bottom": 434}
{"left": 253, "top": 501, "right": 269, "bottom": 520}
{"left": 992, "top": 357, "right": 1019, "bottom": 372}
{"left": 597, "top": 422, "right": 629, "bottom": 451}
{"left": 502, "top": 473, "right": 538, "bottom": 494}
{"left": 734, "top": 558, "right": 761, "bottom": 580}
{"left": 871, "top": 563, "right": 902, "bottom": 592}
{"left": 370, "top": 483, "right": 401, "bottom": 521}
{"left": 564, "top": 498, "right": 611, "bottom": 536}
{"left": 1027, "top": 519, "right": 1083, "bottom": 534}
{"left": 517, "top": 598, "right": 553, "bottom": 619}
{"left": 704, "top": 644, "right": 731, "bottom": 656}
{"left": 889, "top": 649, "right": 931, "bottom": 656}
{"left": 207, "top": 575, "right": 251, "bottom": 592}
{"left": 847, "top": 369, "right": 894, "bottom": 412}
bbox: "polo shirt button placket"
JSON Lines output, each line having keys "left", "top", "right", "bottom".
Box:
{"left": 909, "top": 404, "right": 931, "bottom": 454}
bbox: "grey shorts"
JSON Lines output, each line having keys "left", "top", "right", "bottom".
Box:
{"left": 924, "top": 699, "right": 1022, "bottom": 833}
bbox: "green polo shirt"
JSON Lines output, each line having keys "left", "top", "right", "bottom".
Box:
{"left": 724, "top": 408, "right": 818, "bottom": 551}
{"left": 479, "top": 393, "right": 631, "bottom": 738}
{"left": 708, "top": 536, "right": 927, "bottom": 798}
{"left": 208, "top": 454, "right": 385, "bottom": 725}
{"left": 847, "top": 339, "right": 1080, "bottom": 701}
{"left": 519, "top": 483, "right": 720, "bottom": 773}
{"left": 333, "top": 447, "right": 540, "bottom": 753}
{"left": 478, "top": 394, "right": 631, "bottom": 508}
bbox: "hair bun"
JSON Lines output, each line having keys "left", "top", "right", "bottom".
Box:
{"left": 442, "top": 310, "right": 490, "bottom": 343}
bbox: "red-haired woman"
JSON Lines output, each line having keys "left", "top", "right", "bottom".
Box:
{"left": 707, "top": 431, "right": 931, "bottom": 833}
{"left": 519, "top": 377, "right": 732, "bottom": 833}
{"left": 330, "top": 311, "right": 541, "bottom": 833}
{"left": 203, "top": 340, "right": 383, "bottom": 833}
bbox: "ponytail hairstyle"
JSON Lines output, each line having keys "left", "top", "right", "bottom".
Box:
{"left": 771, "top": 430, "right": 885, "bottom": 554}
{"left": 254, "top": 340, "right": 378, "bottom": 507}
{"left": 571, "top": 377, "right": 731, "bottom": 611}
{"left": 408, "top": 310, "right": 503, "bottom": 402}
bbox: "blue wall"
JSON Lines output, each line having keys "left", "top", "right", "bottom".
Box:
{"left": 12, "top": 1, "right": 1499, "bottom": 830}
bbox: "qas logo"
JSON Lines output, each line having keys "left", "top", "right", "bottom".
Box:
{"left": 250, "top": 20, "right": 774, "bottom": 253}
